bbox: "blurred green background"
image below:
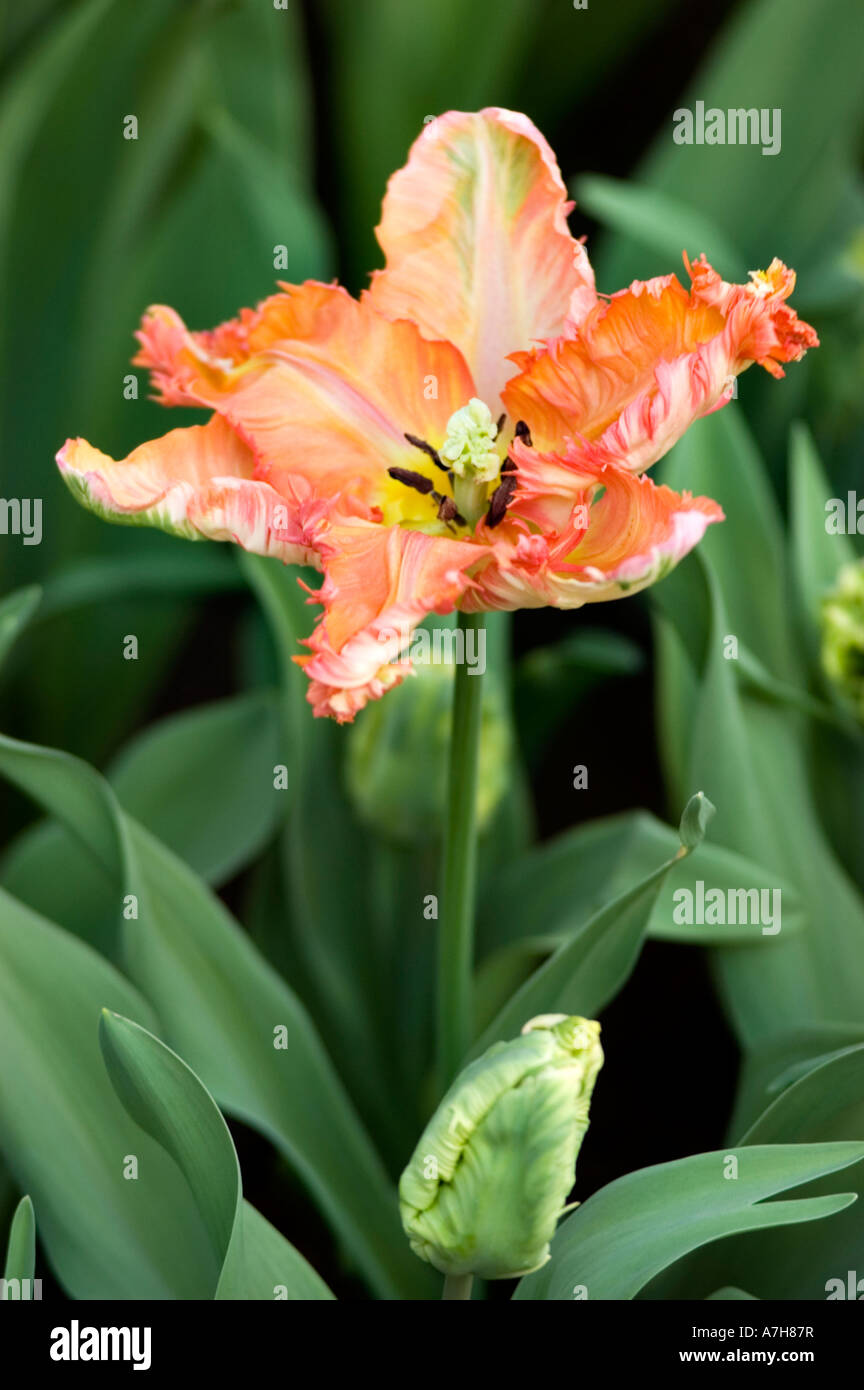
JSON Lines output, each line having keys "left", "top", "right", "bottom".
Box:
{"left": 2, "top": 0, "right": 864, "bottom": 1300}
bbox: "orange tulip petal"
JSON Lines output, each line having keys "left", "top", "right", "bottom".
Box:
{"left": 503, "top": 257, "right": 818, "bottom": 471}
{"left": 296, "top": 522, "right": 484, "bottom": 722}
{"left": 470, "top": 455, "right": 723, "bottom": 609}
{"left": 57, "top": 415, "right": 325, "bottom": 565}
{"left": 366, "top": 107, "right": 596, "bottom": 406}
{"left": 135, "top": 283, "right": 475, "bottom": 517}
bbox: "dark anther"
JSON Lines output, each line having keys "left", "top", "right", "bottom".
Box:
{"left": 485, "top": 474, "right": 517, "bottom": 528}
{"left": 388, "top": 466, "right": 434, "bottom": 495}
{"left": 433, "top": 492, "right": 465, "bottom": 526}
{"left": 500, "top": 455, "right": 516, "bottom": 475}
{"left": 496, "top": 413, "right": 506, "bottom": 435}
{"left": 514, "top": 420, "right": 533, "bottom": 447}
{"left": 404, "top": 432, "right": 448, "bottom": 472}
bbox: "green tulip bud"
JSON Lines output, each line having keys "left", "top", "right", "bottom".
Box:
{"left": 822, "top": 560, "right": 864, "bottom": 721}
{"left": 345, "top": 651, "right": 510, "bottom": 845}
{"left": 399, "top": 1015, "right": 603, "bottom": 1279}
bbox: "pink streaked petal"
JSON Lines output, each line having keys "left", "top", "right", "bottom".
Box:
{"left": 137, "top": 283, "right": 475, "bottom": 514}
{"left": 503, "top": 256, "right": 817, "bottom": 470}
{"left": 296, "top": 523, "right": 485, "bottom": 722}
{"left": 57, "top": 416, "right": 325, "bottom": 566}
{"left": 468, "top": 463, "right": 723, "bottom": 610}
{"left": 366, "top": 107, "right": 596, "bottom": 406}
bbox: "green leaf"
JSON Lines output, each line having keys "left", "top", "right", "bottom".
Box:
{"left": 0, "top": 887, "right": 217, "bottom": 1298}
{"left": 99, "top": 1011, "right": 333, "bottom": 1300}
{"left": 573, "top": 174, "right": 746, "bottom": 280}
{"left": 0, "top": 690, "right": 284, "bottom": 953}
{"left": 707, "top": 1287, "right": 758, "bottom": 1301}
{"left": 659, "top": 405, "right": 795, "bottom": 681}
{"left": 653, "top": 1040, "right": 864, "bottom": 1299}
{"left": 37, "top": 551, "right": 241, "bottom": 619}
{"left": 689, "top": 560, "right": 864, "bottom": 1042}
{"left": 3, "top": 1195, "right": 35, "bottom": 1292}
{"left": 515, "top": 1142, "right": 864, "bottom": 1300}
{"left": 0, "top": 586, "right": 40, "bottom": 672}
{"left": 471, "top": 832, "right": 684, "bottom": 1058}
{"left": 0, "top": 0, "right": 116, "bottom": 409}
{"left": 597, "top": 0, "right": 864, "bottom": 283}
{"left": 728, "top": 1024, "right": 864, "bottom": 1139}
{"left": 0, "top": 731, "right": 433, "bottom": 1299}
{"left": 477, "top": 809, "right": 804, "bottom": 958}
{"left": 654, "top": 538, "right": 864, "bottom": 1044}
{"left": 108, "top": 691, "right": 285, "bottom": 883}
{"left": 241, "top": 554, "right": 402, "bottom": 1153}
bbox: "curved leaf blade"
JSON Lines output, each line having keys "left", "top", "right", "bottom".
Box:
{"left": 99, "top": 1012, "right": 333, "bottom": 1300}
{"left": 515, "top": 1142, "right": 863, "bottom": 1300}
{"left": 2, "top": 1195, "right": 35, "bottom": 1294}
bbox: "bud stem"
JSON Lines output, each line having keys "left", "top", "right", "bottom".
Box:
{"left": 437, "top": 610, "right": 487, "bottom": 1093}
{"left": 442, "top": 1273, "right": 475, "bottom": 1300}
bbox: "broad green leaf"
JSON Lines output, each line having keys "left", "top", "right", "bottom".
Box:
{"left": 69, "top": 5, "right": 210, "bottom": 419}
{"left": 0, "top": 586, "right": 40, "bottom": 672}
{"left": 654, "top": 543, "right": 864, "bottom": 1044}
{"left": 653, "top": 1042, "right": 864, "bottom": 1299}
{"left": 728, "top": 1024, "right": 864, "bottom": 1140}
{"left": 471, "top": 830, "right": 684, "bottom": 1058}
{"left": 38, "top": 551, "right": 241, "bottom": 619}
{"left": 0, "top": 731, "right": 433, "bottom": 1299}
{"left": 241, "top": 554, "right": 404, "bottom": 1154}
{"left": 0, "top": 888, "right": 217, "bottom": 1298}
{"left": 574, "top": 174, "right": 746, "bottom": 280}
{"left": 0, "top": 819, "right": 116, "bottom": 956}
{"left": 598, "top": 0, "right": 864, "bottom": 284}
{"left": 652, "top": 609, "right": 700, "bottom": 813}
{"left": 659, "top": 405, "right": 795, "bottom": 681}
{"left": 691, "top": 561, "right": 864, "bottom": 1042}
{"left": 0, "top": 0, "right": 116, "bottom": 426}
{"left": 2, "top": 1195, "right": 35, "bottom": 1292}
{"left": 99, "top": 1012, "right": 333, "bottom": 1300}
{"left": 477, "top": 809, "right": 803, "bottom": 958}
{"left": 108, "top": 691, "right": 285, "bottom": 883}
{"left": 515, "top": 1142, "right": 863, "bottom": 1300}
{"left": 0, "top": 690, "right": 284, "bottom": 951}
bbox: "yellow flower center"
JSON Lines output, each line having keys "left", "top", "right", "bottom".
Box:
{"left": 379, "top": 398, "right": 508, "bottom": 533}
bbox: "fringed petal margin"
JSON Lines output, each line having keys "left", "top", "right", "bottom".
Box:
{"left": 296, "top": 523, "right": 485, "bottom": 722}
{"left": 503, "top": 256, "right": 817, "bottom": 471}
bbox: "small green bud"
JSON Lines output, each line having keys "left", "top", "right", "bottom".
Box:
{"left": 399, "top": 1015, "right": 603, "bottom": 1279}
{"left": 822, "top": 560, "right": 864, "bottom": 721}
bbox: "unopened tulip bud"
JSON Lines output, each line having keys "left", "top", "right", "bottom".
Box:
{"left": 346, "top": 654, "right": 509, "bottom": 844}
{"left": 399, "top": 1015, "right": 603, "bottom": 1279}
{"left": 822, "top": 560, "right": 864, "bottom": 720}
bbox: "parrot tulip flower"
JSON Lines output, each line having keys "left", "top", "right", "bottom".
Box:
{"left": 57, "top": 108, "right": 818, "bottom": 721}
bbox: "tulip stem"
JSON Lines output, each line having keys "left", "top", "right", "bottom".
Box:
{"left": 437, "top": 610, "right": 486, "bottom": 1092}
{"left": 442, "top": 1273, "right": 474, "bottom": 1301}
